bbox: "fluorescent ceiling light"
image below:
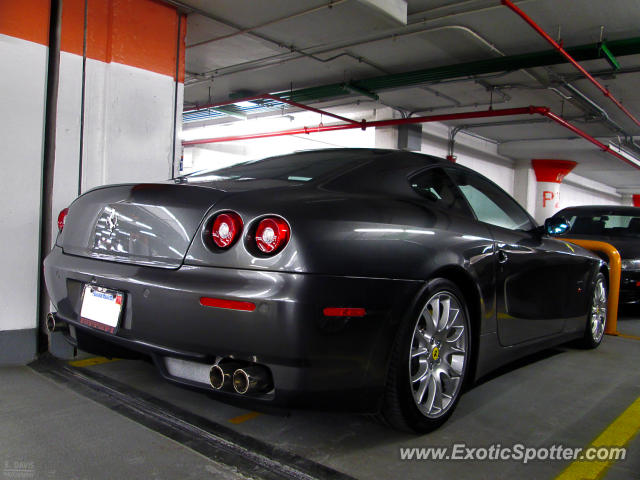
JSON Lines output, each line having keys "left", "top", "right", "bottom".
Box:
{"left": 235, "top": 101, "right": 257, "bottom": 108}
{"left": 609, "top": 143, "right": 640, "bottom": 167}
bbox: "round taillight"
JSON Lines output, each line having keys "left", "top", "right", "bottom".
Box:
{"left": 211, "top": 212, "right": 243, "bottom": 248}
{"left": 255, "top": 217, "right": 290, "bottom": 254}
{"left": 58, "top": 208, "right": 69, "bottom": 231}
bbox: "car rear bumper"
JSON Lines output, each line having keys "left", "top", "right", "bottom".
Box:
{"left": 44, "top": 246, "right": 421, "bottom": 413}
{"left": 619, "top": 271, "right": 640, "bottom": 304}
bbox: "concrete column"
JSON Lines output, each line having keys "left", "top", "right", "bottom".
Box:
{"left": 513, "top": 161, "right": 537, "bottom": 215}
{"left": 531, "top": 159, "right": 577, "bottom": 223}
{"left": 374, "top": 125, "right": 399, "bottom": 149}
{"left": 0, "top": 0, "right": 52, "bottom": 365}
{"left": 374, "top": 111, "right": 422, "bottom": 151}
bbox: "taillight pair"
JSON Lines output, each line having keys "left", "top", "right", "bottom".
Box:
{"left": 211, "top": 212, "right": 290, "bottom": 254}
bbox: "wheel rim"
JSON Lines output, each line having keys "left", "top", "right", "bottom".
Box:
{"left": 591, "top": 278, "right": 607, "bottom": 343}
{"left": 409, "top": 291, "right": 467, "bottom": 419}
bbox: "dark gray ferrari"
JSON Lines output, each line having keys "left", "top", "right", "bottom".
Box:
{"left": 44, "top": 148, "right": 607, "bottom": 433}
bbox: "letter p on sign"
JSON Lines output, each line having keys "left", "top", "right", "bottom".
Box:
{"left": 543, "top": 191, "right": 554, "bottom": 208}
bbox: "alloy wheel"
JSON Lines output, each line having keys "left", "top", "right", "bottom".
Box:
{"left": 590, "top": 278, "right": 607, "bottom": 343}
{"left": 409, "top": 291, "right": 467, "bottom": 418}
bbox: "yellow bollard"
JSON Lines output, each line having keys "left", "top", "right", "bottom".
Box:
{"left": 562, "top": 239, "right": 620, "bottom": 335}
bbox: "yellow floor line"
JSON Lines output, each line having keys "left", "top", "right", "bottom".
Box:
{"left": 229, "top": 411, "right": 262, "bottom": 424}
{"left": 616, "top": 333, "right": 640, "bottom": 341}
{"left": 69, "top": 357, "right": 121, "bottom": 368}
{"left": 555, "top": 396, "right": 640, "bottom": 480}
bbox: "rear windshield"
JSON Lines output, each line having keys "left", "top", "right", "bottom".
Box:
{"left": 560, "top": 213, "right": 640, "bottom": 237}
{"left": 183, "top": 150, "right": 375, "bottom": 183}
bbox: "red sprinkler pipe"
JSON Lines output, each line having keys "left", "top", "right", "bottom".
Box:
{"left": 501, "top": 0, "right": 640, "bottom": 129}
{"left": 183, "top": 106, "right": 545, "bottom": 145}
{"left": 182, "top": 105, "right": 640, "bottom": 171}
{"left": 542, "top": 110, "right": 640, "bottom": 169}
{"left": 184, "top": 94, "right": 361, "bottom": 126}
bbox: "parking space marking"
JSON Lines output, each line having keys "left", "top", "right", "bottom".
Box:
{"left": 616, "top": 333, "right": 640, "bottom": 341}
{"left": 229, "top": 411, "right": 262, "bottom": 424}
{"left": 555, "top": 395, "right": 640, "bottom": 480}
{"left": 69, "top": 357, "right": 121, "bottom": 368}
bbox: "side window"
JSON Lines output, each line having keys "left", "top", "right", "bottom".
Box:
{"left": 445, "top": 169, "right": 534, "bottom": 231}
{"left": 409, "top": 167, "right": 472, "bottom": 215}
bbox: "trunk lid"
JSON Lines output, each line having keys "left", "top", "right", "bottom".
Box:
{"left": 60, "top": 183, "right": 230, "bottom": 269}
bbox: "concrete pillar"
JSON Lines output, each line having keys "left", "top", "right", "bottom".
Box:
{"left": 531, "top": 159, "right": 577, "bottom": 223}
{"left": 513, "top": 161, "right": 537, "bottom": 215}
{"left": 374, "top": 111, "right": 422, "bottom": 151}
{"left": 56, "top": 0, "right": 186, "bottom": 194}
{"left": 0, "top": 0, "right": 52, "bottom": 365}
{"left": 374, "top": 125, "right": 400, "bottom": 149}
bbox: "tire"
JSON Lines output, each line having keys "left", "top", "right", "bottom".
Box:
{"left": 576, "top": 272, "right": 607, "bottom": 349}
{"left": 374, "top": 278, "right": 471, "bottom": 433}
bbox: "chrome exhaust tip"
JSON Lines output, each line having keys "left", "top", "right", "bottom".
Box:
{"left": 233, "top": 366, "right": 270, "bottom": 395}
{"left": 209, "top": 362, "right": 241, "bottom": 390}
{"left": 46, "top": 313, "right": 68, "bottom": 333}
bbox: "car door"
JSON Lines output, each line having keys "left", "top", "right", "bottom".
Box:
{"left": 444, "top": 168, "right": 575, "bottom": 346}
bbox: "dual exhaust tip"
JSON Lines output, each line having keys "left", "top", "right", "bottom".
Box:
{"left": 46, "top": 313, "right": 269, "bottom": 395}
{"left": 209, "top": 362, "right": 271, "bottom": 395}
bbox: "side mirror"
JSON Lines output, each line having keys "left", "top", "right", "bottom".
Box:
{"left": 544, "top": 217, "right": 571, "bottom": 235}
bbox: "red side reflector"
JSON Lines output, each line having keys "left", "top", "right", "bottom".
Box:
{"left": 200, "top": 297, "right": 256, "bottom": 312}
{"left": 58, "top": 208, "right": 69, "bottom": 231}
{"left": 324, "top": 308, "right": 366, "bottom": 317}
{"left": 636, "top": 281, "right": 640, "bottom": 287}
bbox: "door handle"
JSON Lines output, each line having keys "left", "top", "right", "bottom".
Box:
{"left": 498, "top": 250, "right": 508, "bottom": 263}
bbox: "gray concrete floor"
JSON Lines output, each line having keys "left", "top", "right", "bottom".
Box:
{"left": 0, "top": 367, "right": 252, "bottom": 480}
{"left": 617, "top": 313, "right": 640, "bottom": 337}
{"left": 3, "top": 319, "right": 640, "bottom": 480}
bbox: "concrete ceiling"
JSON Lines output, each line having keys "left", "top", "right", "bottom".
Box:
{"left": 173, "top": 0, "right": 640, "bottom": 193}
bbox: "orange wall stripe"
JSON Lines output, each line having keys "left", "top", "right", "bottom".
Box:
{"left": 178, "top": 12, "right": 186, "bottom": 83}
{"left": 59, "top": 0, "right": 84, "bottom": 56}
{"left": 0, "top": 0, "right": 51, "bottom": 46}
{"left": 60, "top": 0, "right": 185, "bottom": 81}
{"left": 109, "top": 0, "right": 178, "bottom": 78}
{"left": 87, "top": 0, "right": 112, "bottom": 64}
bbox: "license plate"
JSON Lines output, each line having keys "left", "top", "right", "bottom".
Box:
{"left": 79, "top": 285, "right": 124, "bottom": 334}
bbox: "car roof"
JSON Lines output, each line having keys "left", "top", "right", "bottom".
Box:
{"left": 556, "top": 205, "right": 640, "bottom": 216}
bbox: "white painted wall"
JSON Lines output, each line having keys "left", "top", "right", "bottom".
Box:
{"left": 562, "top": 175, "right": 622, "bottom": 208}
{"left": 513, "top": 162, "right": 537, "bottom": 215}
{"left": 81, "top": 60, "right": 179, "bottom": 190}
{"left": 0, "top": 34, "right": 48, "bottom": 331}
{"left": 52, "top": 52, "right": 83, "bottom": 244}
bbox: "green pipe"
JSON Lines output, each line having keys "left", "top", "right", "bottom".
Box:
{"left": 276, "top": 37, "right": 640, "bottom": 103}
